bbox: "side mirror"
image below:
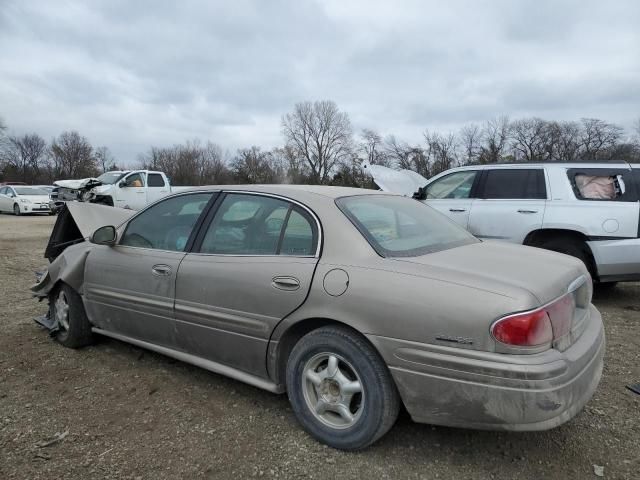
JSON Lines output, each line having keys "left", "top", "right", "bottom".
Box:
{"left": 118, "top": 181, "right": 125, "bottom": 188}
{"left": 90, "top": 225, "right": 117, "bottom": 245}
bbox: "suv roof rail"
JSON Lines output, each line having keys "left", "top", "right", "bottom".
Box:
{"left": 466, "top": 160, "right": 630, "bottom": 166}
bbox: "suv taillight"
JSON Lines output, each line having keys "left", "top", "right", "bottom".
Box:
{"left": 491, "top": 293, "right": 575, "bottom": 347}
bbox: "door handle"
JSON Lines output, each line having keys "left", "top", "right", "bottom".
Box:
{"left": 272, "top": 276, "right": 300, "bottom": 291}
{"left": 449, "top": 208, "right": 466, "bottom": 212}
{"left": 517, "top": 209, "right": 538, "bottom": 214}
{"left": 152, "top": 264, "right": 172, "bottom": 276}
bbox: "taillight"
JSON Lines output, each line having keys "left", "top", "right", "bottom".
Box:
{"left": 491, "top": 309, "right": 553, "bottom": 346}
{"left": 492, "top": 293, "right": 576, "bottom": 348}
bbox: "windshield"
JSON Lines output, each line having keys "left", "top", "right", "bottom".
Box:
{"left": 97, "top": 172, "right": 128, "bottom": 184}
{"left": 14, "top": 187, "right": 50, "bottom": 196}
{"left": 337, "top": 195, "right": 478, "bottom": 257}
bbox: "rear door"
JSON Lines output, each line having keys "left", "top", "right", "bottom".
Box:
{"left": 83, "top": 192, "right": 216, "bottom": 348}
{"left": 422, "top": 170, "right": 480, "bottom": 228}
{"left": 174, "top": 192, "right": 320, "bottom": 377}
{"left": 468, "top": 168, "right": 547, "bottom": 243}
{"left": 146, "top": 172, "right": 171, "bottom": 204}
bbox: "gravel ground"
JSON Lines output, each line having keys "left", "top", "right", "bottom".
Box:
{"left": 0, "top": 214, "right": 638, "bottom": 480}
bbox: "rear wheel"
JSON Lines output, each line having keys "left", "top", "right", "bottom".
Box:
{"left": 538, "top": 236, "right": 594, "bottom": 277}
{"left": 13, "top": 203, "right": 21, "bottom": 216}
{"left": 49, "top": 284, "right": 95, "bottom": 348}
{"left": 286, "top": 326, "right": 400, "bottom": 450}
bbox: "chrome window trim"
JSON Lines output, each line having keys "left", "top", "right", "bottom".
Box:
{"left": 116, "top": 189, "right": 323, "bottom": 259}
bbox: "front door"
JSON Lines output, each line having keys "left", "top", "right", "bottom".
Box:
{"left": 423, "top": 170, "right": 480, "bottom": 228}
{"left": 0, "top": 187, "right": 11, "bottom": 211}
{"left": 468, "top": 168, "right": 547, "bottom": 243}
{"left": 174, "top": 192, "right": 320, "bottom": 377}
{"left": 83, "top": 192, "right": 216, "bottom": 347}
{"left": 115, "top": 171, "right": 147, "bottom": 210}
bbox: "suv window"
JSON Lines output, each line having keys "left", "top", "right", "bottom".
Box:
{"left": 425, "top": 171, "right": 477, "bottom": 199}
{"left": 148, "top": 173, "right": 166, "bottom": 187}
{"left": 120, "top": 193, "right": 213, "bottom": 251}
{"left": 567, "top": 168, "right": 637, "bottom": 202}
{"left": 480, "top": 169, "right": 546, "bottom": 199}
{"left": 199, "top": 193, "right": 317, "bottom": 256}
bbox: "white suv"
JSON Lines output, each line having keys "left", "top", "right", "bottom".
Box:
{"left": 367, "top": 162, "right": 640, "bottom": 286}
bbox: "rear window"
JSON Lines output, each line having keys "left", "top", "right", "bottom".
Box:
{"left": 480, "top": 169, "right": 546, "bottom": 199}
{"left": 337, "top": 195, "right": 478, "bottom": 257}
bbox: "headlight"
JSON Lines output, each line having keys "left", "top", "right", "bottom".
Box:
{"left": 19, "top": 198, "right": 31, "bottom": 203}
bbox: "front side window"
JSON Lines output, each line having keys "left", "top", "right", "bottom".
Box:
{"left": 337, "top": 195, "right": 477, "bottom": 257}
{"left": 123, "top": 172, "right": 145, "bottom": 188}
{"left": 425, "top": 171, "right": 477, "bottom": 199}
{"left": 120, "top": 193, "right": 213, "bottom": 251}
{"left": 481, "top": 169, "right": 546, "bottom": 199}
{"left": 199, "top": 193, "right": 317, "bottom": 256}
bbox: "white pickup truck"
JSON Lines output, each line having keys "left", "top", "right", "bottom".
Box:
{"left": 365, "top": 161, "right": 640, "bottom": 286}
{"left": 52, "top": 170, "right": 191, "bottom": 211}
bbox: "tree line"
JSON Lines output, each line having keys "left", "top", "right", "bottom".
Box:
{"left": 2, "top": 101, "right": 639, "bottom": 187}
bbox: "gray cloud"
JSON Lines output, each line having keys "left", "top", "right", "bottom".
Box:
{"left": 1, "top": 0, "right": 639, "bottom": 165}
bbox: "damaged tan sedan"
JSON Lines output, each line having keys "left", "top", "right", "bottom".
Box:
{"left": 32, "top": 186, "right": 605, "bottom": 450}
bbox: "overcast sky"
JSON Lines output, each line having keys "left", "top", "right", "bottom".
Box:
{"left": 1, "top": 0, "right": 639, "bottom": 165}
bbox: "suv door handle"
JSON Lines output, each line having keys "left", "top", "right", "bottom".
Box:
{"left": 272, "top": 276, "right": 300, "bottom": 291}
{"left": 449, "top": 208, "right": 466, "bottom": 212}
{"left": 517, "top": 209, "right": 538, "bottom": 214}
{"left": 152, "top": 264, "right": 172, "bottom": 276}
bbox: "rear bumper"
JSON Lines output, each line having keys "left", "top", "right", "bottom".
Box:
{"left": 588, "top": 238, "right": 640, "bottom": 282}
{"left": 367, "top": 305, "right": 605, "bottom": 431}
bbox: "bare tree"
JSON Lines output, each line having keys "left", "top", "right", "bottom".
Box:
{"left": 546, "top": 121, "right": 582, "bottom": 161}
{"left": 282, "top": 100, "right": 353, "bottom": 184}
{"left": 49, "top": 131, "right": 98, "bottom": 179}
{"left": 4, "top": 133, "right": 48, "bottom": 182}
{"left": 510, "top": 118, "right": 551, "bottom": 162}
{"left": 424, "top": 130, "right": 458, "bottom": 175}
{"left": 459, "top": 124, "right": 481, "bottom": 165}
{"left": 231, "top": 146, "right": 280, "bottom": 184}
{"left": 358, "top": 129, "right": 390, "bottom": 166}
{"left": 479, "top": 116, "right": 510, "bottom": 163}
{"left": 271, "top": 145, "right": 310, "bottom": 183}
{"left": 94, "top": 146, "right": 116, "bottom": 173}
{"left": 579, "top": 118, "right": 623, "bottom": 161}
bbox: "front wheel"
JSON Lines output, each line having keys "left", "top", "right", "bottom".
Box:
{"left": 13, "top": 203, "right": 21, "bottom": 216}
{"left": 49, "top": 284, "right": 95, "bottom": 348}
{"left": 286, "top": 326, "right": 400, "bottom": 450}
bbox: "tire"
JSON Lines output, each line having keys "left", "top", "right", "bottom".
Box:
{"left": 538, "top": 236, "right": 594, "bottom": 277}
{"left": 13, "top": 203, "right": 21, "bottom": 216}
{"left": 286, "top": 326, "right": 400, "bottom": 450}
{"left": 595, "top": 281, "right": 618, "bottom": 291}
{"left": 49, "top": 283, "right": 95, "bottom": 348}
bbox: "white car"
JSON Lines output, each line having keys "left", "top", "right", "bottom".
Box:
{"left": 366, "top": 161, "right": 640, "bottom": 287}
{"left": 0, "top": 185, "right": 54, "bottom": 215}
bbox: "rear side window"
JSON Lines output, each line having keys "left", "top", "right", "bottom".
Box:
{"left": 148, "top": 173, "right": 166, "bottom": 187}
{"left": 567, "top": 168, "right": 637, "bottom": 202}
{"left": 480, "top": 169, "right": 546, "bottom": 199}
{"left": 199, "top": 193, "right": 318, "bottom": 256}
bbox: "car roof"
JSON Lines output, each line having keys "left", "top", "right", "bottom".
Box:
{"left": 182, "top": 184, "right": 394, "bottom": 201}
{"left": 451, "top": 161, "right": 630, "bottom": 170}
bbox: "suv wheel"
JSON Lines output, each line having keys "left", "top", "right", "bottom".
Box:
{"left": 286, "top": 326, "right": 400, "bottom": 450}
{"left": 539, "top": 236, "right": 593, "bottom": 276}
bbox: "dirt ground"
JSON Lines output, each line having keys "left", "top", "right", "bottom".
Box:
{"left": 0, "top": 214, "right": 638, "bottom": 480}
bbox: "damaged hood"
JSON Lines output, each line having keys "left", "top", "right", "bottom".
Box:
{"left": 44, "top": 202, "right": 135, "bottom": 262}
{"left": 361, "top": 161, "right": 428, "bottom": 197}
{"left": 54, "top": 177, "right": 103, "bottom": 190}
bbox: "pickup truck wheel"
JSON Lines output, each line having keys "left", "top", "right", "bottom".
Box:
{"left": 49, "top": 284, "right": 95, "bottom": 348}
{"left": 286, "top": 326, "right": 400, "bottom": 450}
{"left": 538, "top": 236, "right": 594, "bottom": 277}
{"left": 13, "top": 203, "right": 21, "bottom": 216}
